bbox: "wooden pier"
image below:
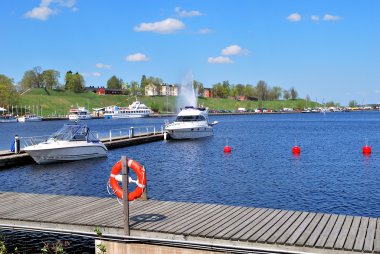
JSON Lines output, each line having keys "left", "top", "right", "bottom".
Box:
{"left": 0, "top": 133, "right": 165, "bottom": 168}
{"left": 0, "top": 192, "right": 378, "bottom": 254}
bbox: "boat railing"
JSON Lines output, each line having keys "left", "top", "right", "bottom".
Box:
{"left": 108, "top": 125, "right": 162, "bottom": 141}
{"left": 20, "top": 135, "right": 50, "bottom": 148}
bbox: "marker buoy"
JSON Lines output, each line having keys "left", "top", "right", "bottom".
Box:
{"left": 362, "top": 145, "right": 371, "bottom": 155}
{"left": 292, "top": 146, "right": 301, "bottom": 155}
{"left": 224, "top": 146, "right": 231, "bottom": 153}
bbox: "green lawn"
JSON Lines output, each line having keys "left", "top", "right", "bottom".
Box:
{"left": 12, "top": 88, "right": 318, "bottom": 116}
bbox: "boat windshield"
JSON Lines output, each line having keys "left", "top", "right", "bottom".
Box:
{"left": 175, "top": 115, "right": 206, "bottom": 122}
{"left": 50, "top": 123, "right": 98, "bottom": 142}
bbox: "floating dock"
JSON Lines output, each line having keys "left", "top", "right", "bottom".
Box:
{"left": 0, "top": 133, "right": 165, "bottom": 168}
{"left": 0, "top": 192, "right": 378, "bottom": 253}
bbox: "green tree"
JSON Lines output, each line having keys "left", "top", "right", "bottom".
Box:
{"left": 107, "top": 75, "right": 123, "bottom": 89}
{"left": 193, "top": 80, "right": 204, "bottom": 97}
{"left": 140, "top": 75, "right": 148, "bottom": 95}
{"left": 349, "top": 100, "right": 358, "bottom": 107}
{"left": 130, "top": 80, "right": 139, "bottom": 96}
{"left": 65, "top": 71, "right": 85, "bottom": 93}
{"left": 244, "top": 84, "right": 255, "bottom": 98}
{"left": 269, "top": 86, "right": 282, "bottom": 100}
{"left": 256, "top": 80, "right": 268, "bottom": 101}
{"left": 20, "top": 70, "right": 38, "bottom": 90}
{"left": 283, "top": 90, "right": 290, "bottom": 100}
{"left": 0, "top": 74, "right": 19, "bottom": 107}
{"left": 42, "top": 69, "right": 60, "bottom": 89}
{"left": 290, "top": 87, "right": 298, "bottom": 100}
{"left": 234, "top": 84, "right": 245, "bottom": 96}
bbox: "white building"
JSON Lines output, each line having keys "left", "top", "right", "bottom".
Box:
{"left": 145, "top": 83, "right": 179, "bottom": 96}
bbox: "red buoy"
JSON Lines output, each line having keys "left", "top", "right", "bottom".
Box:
{"left": 362, "top": 145, "right": 372, "bottom": 155}
{"left": 224, "top": 146, "right": 231, "bottom": 153}
{"left": 292, "top": 146, "right": 301, "bottom": 155}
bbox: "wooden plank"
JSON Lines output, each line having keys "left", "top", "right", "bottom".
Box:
{"left": 230, "top": 209, "right": 273, "bottom": 241}
{"left": 363, "top": 217, "right": 376, "bottom": 252}
{"left": 374, "top": 218, "right": 380, "bottom": 253}
{"left": 334, "top": 215, "right": 353, "bottom": 250}
{"left": 285, "top": 212, "right": 316, "bottom": 246}
{"left": 219, "top": 208, "right": 267, "bottom": 240}
{"left": 190, "top": 206, "right": 245, "bottom": 237}
{"left": 353, "top": 217, "right": 369, "bottom": 252}
{"left": 258, "top": 210, "right": 295, "bottom": 243}
{"left": 267, "top": 211, "right": 302, "bottom": 244}
{"left": 295, "top": 213, "right": 323, "bottom": 246}
{"left": 248, "top": 210, "right": 288, "bottom": 242}
{"left": 276, "top": 212, "right": 309, "bottom": 245}
{"left": 212, "top": 208, "right": 260, "bottom": 239}
{"left": 153, "top": 203, "right": 218, "bottom": 233}
{"left": 240, "top": 209, "right": 282, "bottom": 241}
{"left": 315, "top": 214, "right": 338, "bottom": 248}
{"left": 305, "top": 213, "right": 331, "bottom": 247}
{"left": 174, "top": 204, "right": 233, "bottom": 234}
{"left": 344, "top": 216, "right": 361, "bottom": 250}
{"left": 324, "top": 215, "right": 346, "bottom": 249}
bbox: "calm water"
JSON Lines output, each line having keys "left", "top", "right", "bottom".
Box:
{"left": 0, "top": 112, "right": 379, "bottom": 218}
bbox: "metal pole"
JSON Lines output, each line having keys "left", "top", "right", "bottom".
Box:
{"left": 121, "top": 156, "right": 130, "bottom": 236}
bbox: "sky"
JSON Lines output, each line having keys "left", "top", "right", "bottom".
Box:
{"left": 0, "top": 0, "right": 379, "bottom": 105}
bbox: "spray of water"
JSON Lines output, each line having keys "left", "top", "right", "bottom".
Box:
{"left": 176, "top": 71, "right": 197, "bottom": 111}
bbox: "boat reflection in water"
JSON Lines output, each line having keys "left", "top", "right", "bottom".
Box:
{"left": 23, "top": 122, "right": 107, "bottom": 164}
{"left": 165, "top": 106, "right": 218, "bottom": 139}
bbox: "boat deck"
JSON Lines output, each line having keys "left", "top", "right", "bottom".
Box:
{"left": 0, "top": 192, "right": 379, "bottom": 254}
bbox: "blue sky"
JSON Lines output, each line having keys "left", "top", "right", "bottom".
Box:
{"left": 1, "top": 0, "right": 379, "bottom": 105}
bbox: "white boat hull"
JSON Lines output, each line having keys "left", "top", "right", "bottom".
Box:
{"left": 0, "top": 119, "right": 17, "bottom": 123}
{"left": 69, "top": 115, "right": 92, "bottom": 120}
{"left": 24, "top": 141, "right": 107, "bottom": 164}
{"left": 166, "top": 126, "right": 213, "bottom": 139}
{"left": 104, "top": 113, "right": 150, "bottom": 119}
{"left": 18, "top": 116, "right": 43, "bottom": 122}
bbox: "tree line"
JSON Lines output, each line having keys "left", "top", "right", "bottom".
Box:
{"left": 1, "top": 66, "right": 301, "bottom": 107}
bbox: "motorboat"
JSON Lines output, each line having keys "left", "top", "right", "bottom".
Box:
{"left": 0, "top": 107, "right": 17, "bottom": 123}
{"left": 18, "top": 114, "right": 43, "bottom": 122}
{"left": 164, "top": 106, "right": 218, "bottom": 139}
{"left": 69, "top": 107, "right": 92, "bottom": 120}
{"left": 104, "top": 100, "right": 152, "bottom": 119}
{"left": 23, "top": 122, "right": 107, "bottom": 164}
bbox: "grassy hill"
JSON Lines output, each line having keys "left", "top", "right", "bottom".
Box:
{"left": 14, "top": 88, "right": 318, "bottom": 116}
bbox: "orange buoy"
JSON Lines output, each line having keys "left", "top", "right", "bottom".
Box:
{"left": 292, "top": 146, "right": 301, "bottom": 155}
{"left": 362, "top": 145, "right": 372, "bottom": 155}
{"left": 224, "top": 146, "right": 231, "bottom": 153}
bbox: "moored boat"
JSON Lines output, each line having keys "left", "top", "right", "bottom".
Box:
{"left": 23, "top": 122, "right": 107, "bottom": 164}
{"left": 0, "top": 107, "right": 17, "bottom": 123}
{"left": 18, "top": 114, "right": 43, "bottom": 122}
{"left": 69, "top": 107, "right": 92, "bottom": 120}
{"left": 104, "top": 100, "right": 152, "bottom": 119}
{"left": 164, "top": 106, "right": 218, "bottom": 139}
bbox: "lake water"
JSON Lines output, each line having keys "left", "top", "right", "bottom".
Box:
{"left": 0, "top": 112, "right": 379, "bottom": 218}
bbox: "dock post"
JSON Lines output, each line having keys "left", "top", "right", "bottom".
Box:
{"left": 14, "top": 135, "right": 20, "bottom": 154}
{"left": 164, "top": 132, "right": 167, "bottom": 140}
{"left": 121, "top": 156, "right": 130, "bottom": 236}
{"left": 129, "top": 127, "right": 134, "bottom": 138}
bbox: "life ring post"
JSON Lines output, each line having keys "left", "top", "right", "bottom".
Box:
{"left": 121, "top": 156, "right": 130, "bottom": 236}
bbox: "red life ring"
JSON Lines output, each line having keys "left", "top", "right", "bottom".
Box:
{"left": 109, "top": 159, "right": 146, "bottom": 201}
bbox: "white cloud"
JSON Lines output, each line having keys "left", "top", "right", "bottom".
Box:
{"left": 199, "top": 28, "right": 212, "bottom": 34}
{"left": 25, "top": 6, "right": 56, "bottom": 20}
{"left": 175, "top": 7, "right": 202, "bottom": 17}
{"left": 221, "top": 45, "right": 248, "bottom": 56}
{"left": 25, "top": 0, "right": 77, "bottom": 21}
{"left": 125, "top": 53, "right": 149, "bottom": 62}
{"left": 287, "top": 13, "right": 302, "bottom": 22}
{"left": 208, "top": 56, "right": 233, "bottom": 64}
{"left": 311, "top": 15, "right": 320, "bottom": 21}
{"left": 82, "top": 72, "right": 101, "bottom": 77}
{"left": 134, "top": 18, "right": 185, "bottom": 34}
{"left": 323, "top": 14, "right": 342, "bottom": 21}
{"left": 95, "top": 63, "right": 112, "bottom": 69}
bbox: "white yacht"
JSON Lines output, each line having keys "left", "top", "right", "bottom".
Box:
{"left": 23, "top": 122, "right": 107, "bottom": 164}
{"left": 165, "top": 106, "right": 218, "bottom": 139}
{"left": 69, "top": 107, "right": 92, "bottom": 120}
{"left": 18, "top": 114, "right": 43, "bottom": 122}
{"left": 104, "top": 100, "right": 152, "bottom": 119}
